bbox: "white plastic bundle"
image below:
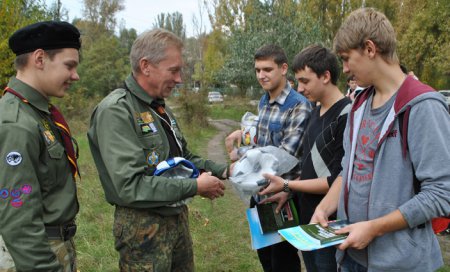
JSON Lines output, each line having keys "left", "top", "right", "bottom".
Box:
{"left": 230, "top": 146, "right": 299, "bottom": 203}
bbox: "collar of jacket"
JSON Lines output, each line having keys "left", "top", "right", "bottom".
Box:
{"left": 7, "top": 76, "right": 51, "bottom": 114}
{"left": 124, "top": 74, "right": 165, "bottom": 106}
{"left": 351, "top": 75, "right": 435, "bottom": 115}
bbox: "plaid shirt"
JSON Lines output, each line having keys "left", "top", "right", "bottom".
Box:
{"left": 256, "top": 82, "right": 311, "bottom": 177}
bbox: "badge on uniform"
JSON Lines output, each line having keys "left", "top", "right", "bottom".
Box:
{"left": 0, "top": 188, "right": 9, "bottom": 199}
{"left": 147, "top": 150, "right": 159, "bottom": 166}
{"left": 149, "top": 122, "right": 157, "bottom": 132}
{"left": 137, "top": 117, "right": 149, "bottom": 134}
{"left": 10, "top": 189, "right": 23, "bottom": 208}
{"left": 43, "top": 130, "right": 55, "bottom": 145}
{"left": 141, "top": 124, "right": 151, "bottom": 133}
{"left": 138, "top": 112, "right": 158, "bottom": 134}
{"left": 5, "top": 151, "right": 22, "bottom": 166}
{"left": 42, "top": 119, "right": 51, "bottom": 130}
{"left": 140, "top": 123, "right": 158, "bottom": 134}
{"left": 41, "top": 120, "right": 56, "bottom": 145}
{"left": 140, "top": 112, "right": 154, "bottom": 123}
{"left": 0, "top": 184, "right": 32, "bottom": 208}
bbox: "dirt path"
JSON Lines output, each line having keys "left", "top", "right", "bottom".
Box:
{"left": 206, "top": 118, "right": 449, "bottom": 268}
{"left": 206, "top": 119, "right": 240, "bottom": 163}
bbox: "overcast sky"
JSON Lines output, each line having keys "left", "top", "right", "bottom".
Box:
{"left": 46, "top": 0, "right": 211, "bottom": 36}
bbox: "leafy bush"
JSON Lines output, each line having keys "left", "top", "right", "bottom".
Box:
{"left": 52, "top": 87, "right": 101, "bottom": 132}
{"left": 174, "top": 89, "right": 210, "bottom": 127}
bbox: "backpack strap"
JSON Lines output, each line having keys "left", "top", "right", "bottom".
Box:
{"left": 398, "top": 106, "right": 424, "bottom": 228}
{"left": 398, "top": 104, "right": 450, "bottom": 231}
{"left": 397, "top": 106, "right": 421, "bottom": 195}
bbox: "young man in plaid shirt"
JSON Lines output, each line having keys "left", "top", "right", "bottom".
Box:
{"left": 228, "top": 44, "right": 311, "bottom": 271}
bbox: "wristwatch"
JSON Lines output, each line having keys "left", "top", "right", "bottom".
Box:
{"left": 283, "top": 179, "right": 291, "bottom": 192}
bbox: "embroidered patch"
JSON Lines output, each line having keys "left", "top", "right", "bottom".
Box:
{"left": 147, "top": 151, "right": 159, "bottom": 166}
{"left": 10, "top": 189, "right": 21, "bottom": 199}
{"left": 10, "top": 198, "right": 23, "bottom": 208}
{"left": 141, "top": 124, "right": 151, "bottom": 133}
{"left": 41, "top": 119, "right": 51, "bottom": 130}
{"left": 43, "top": 130, "right": 55, "bottom": 144}
{"left": 0, "top": 184, "right": 32, "bottom": 208}
{"left": 0, "top": 189, "right": 9, "bottom": 199}
{"left": 141, "top": 112, "right": 154, "bottom": 123}
{"left": 6, "top": 151, "right": 22, "bottom": 166}
{"left": 21, "top": 184, "right": 32, "bottom": 194}
{"left": 149, "top": 123, "right": 157, "bottom": 132}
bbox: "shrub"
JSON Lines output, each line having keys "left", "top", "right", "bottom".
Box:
{"left": 175, "top": 89, "right": 210, "bottom": 127}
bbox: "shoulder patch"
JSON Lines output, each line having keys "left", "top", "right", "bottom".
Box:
{"left": 0, "top": 98, "right": 19, "bottom": 123}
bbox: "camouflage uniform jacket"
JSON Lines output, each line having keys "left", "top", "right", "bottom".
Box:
{"left": 0, "top": 77, "right": 78, "bottom": 271}
{"left": 87, "top": 74, "right": 227, "bottom": 216}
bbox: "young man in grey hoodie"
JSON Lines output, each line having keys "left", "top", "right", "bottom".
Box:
{"left": 311, "top": 8, "right": 450, "bottom": 272}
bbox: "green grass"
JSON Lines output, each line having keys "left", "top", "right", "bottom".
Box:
{"left": 74, "top": 134, "right": 118, "bottom": 271}
{"left": 208, "top": 96, "right": 256, "bottom": 121}
{"left": 189, "top": 193, "right": 260, "bottom": 271}
{"left": 181, "top": 125, "right": 217, "bottom": 155}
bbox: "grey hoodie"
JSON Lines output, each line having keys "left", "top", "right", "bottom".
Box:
{"left": 337, "top": 76, "right": 450, "bottom": 271}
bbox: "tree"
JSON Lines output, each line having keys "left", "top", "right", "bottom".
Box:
{"left": 154, "top": 12, "right": 186, "bottom": 40}
{"left": 395, "top": 0, "right": 450, "bottom": 89}
{"left": 79, "top": 0, "right": 124, "bottom": 46}
{"left": 298, "top": 0, "right": 401, "bottom": 46}
{"left": 75, "top": 34, "right": 129, "bottom": 97}
{"left": 298, "top": 0, "right": 351, "bottom": 44}
{"left": 0, "top": 0, "right": 51, "bottom": 87}
{"left": 206, "top": 0, "right": 324, "bottom": 96}
{"left": 202, "top": 30, "right": 227, "bottom": 87}
{"left": 118, "top": 26, "right": 137, "bottom": 53}
{"left": 70, "top": 0, "right": 128, "bottom": 97}
{"left": 206, "top": 0, "right": 248, "bottom": 35}
{"left": 47, "top": 0, "right": 69, "bottom": 21}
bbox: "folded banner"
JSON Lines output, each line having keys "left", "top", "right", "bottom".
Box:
{"left": 154, "top": 157, "right": 199, "bottom": 178}
{"left": 154, "top": 157, "right": 199, "bottom": 207}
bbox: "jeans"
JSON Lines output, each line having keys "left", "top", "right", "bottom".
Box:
{"left": 340, "top": 254, "right": 367, "bottom": 272}
{"left": 301, "top": 246, "right": 337, "bottom": 272}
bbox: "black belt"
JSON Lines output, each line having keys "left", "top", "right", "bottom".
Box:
{"left": 45, "top": 222, "right": 77, "bottom": 241}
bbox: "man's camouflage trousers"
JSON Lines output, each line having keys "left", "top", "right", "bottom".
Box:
{"left": 0, "top": 235, "right": 76, "bottom": 271}
{"left": 114, "top": 205, "right": 194, "bottom": 272}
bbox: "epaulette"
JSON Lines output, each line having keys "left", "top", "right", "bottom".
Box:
{"left": 0, "top": 98, "right": 19, "bottom": 123}
{"left": 99, "top": 88, "right": 127, "bottom": 106}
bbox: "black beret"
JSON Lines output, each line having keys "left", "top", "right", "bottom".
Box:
{"left": 9, "top": 21, "right": 81, "bottom": 56}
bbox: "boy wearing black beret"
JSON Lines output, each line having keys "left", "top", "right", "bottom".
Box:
{"left": 0, "top": 21, "right": 81, "bottom": 271}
